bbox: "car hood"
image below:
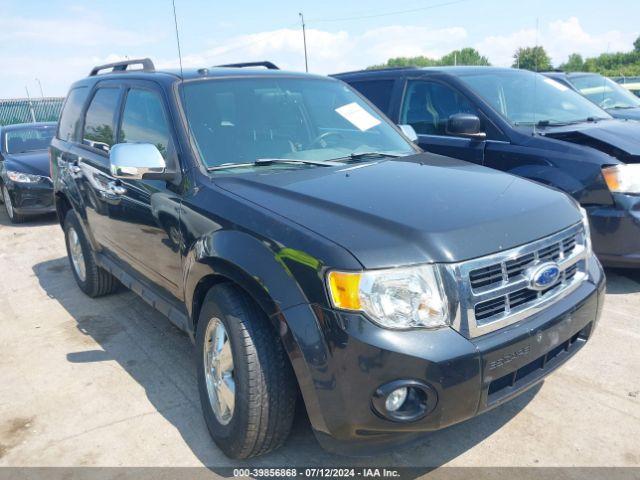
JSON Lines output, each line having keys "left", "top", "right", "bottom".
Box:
{"left": 3, "top": 151, "right": 50, "bottom": 177}
{"left": 606, "top": 107, "right": 640, "bottom": 121}
{"left": 214, "top": 153, "right": 580, "bottom": 268}
{"left": 541, "top": 119, "right": 640, "bottom": 163}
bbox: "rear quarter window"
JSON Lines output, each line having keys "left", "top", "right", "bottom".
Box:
{"left": 347, "top": 79, "right": 395, "bottom": 113}
{"left": 57, "top": 87, "right": 89, "bottom": 142}
{"left": 82, "top": 88, "right": 121, "bottom": 154}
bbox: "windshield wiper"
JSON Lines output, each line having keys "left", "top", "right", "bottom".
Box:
{"left": 534, "top": 120, "right": 573, "bottom": 127}
{"left": 332, "top": 151, "right": 405, "bottom": 162}
{"left": 513, "top": 120, "right": 569, "bottom": 127}
{"left": 207, "top": 158, "right": 344, "bottom": 171}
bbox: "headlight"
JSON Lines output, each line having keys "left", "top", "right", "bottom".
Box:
{"left": 7, "top": 170, "right": 45, "bottom": 183}
{"left": 602, "top": 164, "right": 640, "bottom": 194}
{"left": 327, "top": 265, "right": 449, "bottom": 330}
{"left": 579, "top": 207, "right": 592, "bottom": 252}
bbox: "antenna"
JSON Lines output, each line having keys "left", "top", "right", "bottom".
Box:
{"left": 299, "top": 12, "right": 309, "bottom": 72}
{"left": 170, "top": 0, "right": 198, "bottom": 171}
{"left": 533, "top": 16, "right": 540, "bottom": 136}
{"left": 171, "top": 0, "right": 185, "bottom": 80}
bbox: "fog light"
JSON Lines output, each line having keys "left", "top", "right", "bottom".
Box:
{"left": 385, "top": 387, "right": 408, "bottom": 412}
{"left": 372, "top": 380, "right": 438, "bottom": 422}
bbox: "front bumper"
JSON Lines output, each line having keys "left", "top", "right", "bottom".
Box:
{"left": 588, "top": 193, "right": 640, "bottom": 268}
{"left": 284, "top": 257, "right": 605, "bottom": 455}
{"left": 6, "top": 180, "right": 55, "bottom": 215}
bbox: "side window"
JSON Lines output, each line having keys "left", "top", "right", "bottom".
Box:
{"left": 83, "top": 88, "right": 120, "bottom": 153}
{"left": 348, "top": 80, "right": 395, "bottom": 113}
{"left": 118, "top": 89, "right": 172, "bottom": 159}
{"left": 401, "top": 81, "right": 477, "bottom": 135}
{"left": 57, "top": 87, "right": 89, "bottom": 142}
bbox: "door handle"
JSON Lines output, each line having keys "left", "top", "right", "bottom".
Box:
{"left": 106, "top": 181, "right": 127, "bottom": 196}
{"left": 69, "top": 164, "right": 81, "bottom": 174}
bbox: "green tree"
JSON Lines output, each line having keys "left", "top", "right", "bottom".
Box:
{"left": 439, "top": 48, "right": 490, "bottom": 66}
{"left": 634, "top": 35, "right": 640, "bottom": 53}
{"left": 368, "top": 47, "right": 491, "bottom": 70}
{"left": 367, "top": 55, "right": 438, "bottom": 70}
{"left": 512, "top": 46, "right": 552, "bottom": 71}
{"left": 560, "top": 53, "right": 584, "bottom": 72}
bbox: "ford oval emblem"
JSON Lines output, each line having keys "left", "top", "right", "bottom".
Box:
{"left": 527, "top": 262, "right": 561, "bottom": 291}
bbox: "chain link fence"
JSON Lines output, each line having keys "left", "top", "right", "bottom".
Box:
{"left": 0, "top": 97, "right": 65, "bottom": 126}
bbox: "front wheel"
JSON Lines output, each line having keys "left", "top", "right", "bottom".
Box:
{"left": 196, "top": 284, "right": 297, "bottom": 459}
{"left": 2, "top": 185, "right": 25, "bottom": 224}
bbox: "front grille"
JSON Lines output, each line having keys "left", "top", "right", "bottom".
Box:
{"left": 470, "top": 231, "right": 578, "bottom": 290}
{"left": 451, "top": 223, "right": 589, "bottom": 338}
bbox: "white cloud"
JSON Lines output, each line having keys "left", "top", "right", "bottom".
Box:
{"left": 153, "top": 25, "right": 468, "bottom": 75}
{"left": 476, "top": 17, "right": 636, "bottom": 67}
{"left": 0, "top": 15, "right": 636, "bottom": 98}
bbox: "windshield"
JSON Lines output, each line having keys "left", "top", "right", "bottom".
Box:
{"left": 569, "top": 74, "right": 640, "bottom": 110}
{"left": 181, "top": 77, "right": 416, "bottom": 169}
{"left": 458, "top": 69, "right": 612, "bottom": 126}
{"left": 4, "top": 125, "right": 55, "bottom": 154}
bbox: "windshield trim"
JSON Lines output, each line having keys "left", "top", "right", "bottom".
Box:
{"left": 569, "top": 74, "right": 640, "bottom": 109}
{"left": 456, "top": 69, "right": 613, "bottom": 128}
{"left": 175, "top": 75, "right": 418, "bottom": 175}
{"left": 3, "top": 126, "right": 56, "bottom": 154}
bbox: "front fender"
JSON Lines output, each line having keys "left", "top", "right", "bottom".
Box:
{"left": 184, "top": 229, "right": 320, "bottom": 327}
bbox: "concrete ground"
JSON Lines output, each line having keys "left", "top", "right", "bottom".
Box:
{"left": 0, "top": 208, "right": 639, "bottom": 472}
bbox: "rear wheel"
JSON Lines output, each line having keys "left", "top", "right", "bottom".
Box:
{"left": 63, "top": 210, "right": 119, "bottom": 297}
{"left": 196, "top": 284, "right": 297, "bottom": 459}
{"left": 2, "top": 185, "right": 25, "bottom": 224}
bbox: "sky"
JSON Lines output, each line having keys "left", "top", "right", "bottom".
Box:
{"left": 0, "top": 0, "right": 638, "bottom": 98}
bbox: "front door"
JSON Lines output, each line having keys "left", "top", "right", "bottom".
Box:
{"left": 105, "top": 84, "right": 184, "bottom": 300}
{"left": 399, "top": 79, "right": 485, "bottom": 164}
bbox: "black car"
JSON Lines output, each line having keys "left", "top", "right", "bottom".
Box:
{"left": 543, "top": 71, "right": 640, "bottom": 121}
{"left": 0, "top": 122, "right": 56, "bottom": 223}
{"left": 51, "top": 59, "right": 604, "bottom": 458}
{"left": 334, "top": 66, "right": 640, "bottom": 268}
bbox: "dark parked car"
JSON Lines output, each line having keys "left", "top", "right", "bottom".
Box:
{"left": 334, "top": 66, "right": 640, "bottom": 268}
{"left": 0, "top": 122, "right": 56, "bottom": 223}
{"left": 51, "top": 59, "right": 604, "bottom": 458}
{"left": 543, "top": 71, "right": 640, "bottom": 121}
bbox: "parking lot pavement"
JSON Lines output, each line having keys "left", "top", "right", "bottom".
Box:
{"left": 0, "top": 208, "right": 639, "bottom": 471}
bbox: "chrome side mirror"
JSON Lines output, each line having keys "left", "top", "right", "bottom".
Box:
{"left": 109, "top": 143, "right": 169, "bottom": 180}
{"left": 398, "top": 124, "right": 418, "bottom": 142}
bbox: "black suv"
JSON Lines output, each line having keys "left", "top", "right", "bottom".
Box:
{"left": 51, "top": 59, "right": 605, "bottom": 458}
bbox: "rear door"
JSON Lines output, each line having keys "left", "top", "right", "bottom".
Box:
{"left": 398, "top": 78, "right": 485, "bottom": 164}
{"left": 104, "top": 82, "right": 184, "bottom": 299}
{"left": 75, "top": 84, "right": 123, "bottom": 249}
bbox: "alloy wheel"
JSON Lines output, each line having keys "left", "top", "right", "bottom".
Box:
{"left": 203, "top": 317, "right": 236, "bottom": 425}
{"left": 68, "top": 227, "right": 87, "bottom": 282}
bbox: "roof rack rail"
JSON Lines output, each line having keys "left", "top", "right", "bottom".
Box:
{"left": 214, "top": 61, "right": 279, "bottom": 70}
{"left": 89, "top": 58, "right": 155, "bottom": 76}
{"left": 333, "top": 66, "right": 419, "bottom": 76}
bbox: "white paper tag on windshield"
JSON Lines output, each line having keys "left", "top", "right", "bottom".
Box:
{"left": 335, "top": 102, "right": 381, "bottom": 131}
{"left": 543, "top": 77, "right": 569, "bottom": 92}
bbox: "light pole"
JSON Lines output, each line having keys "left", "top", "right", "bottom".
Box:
{"left": 299, "top": 12, "right": 309, "bottom": 72}
{"left": 35, "top": 78, "right": 44, "bottom": 98}
{"left": 25, "top": 86, "right": 36, "bottom": 123}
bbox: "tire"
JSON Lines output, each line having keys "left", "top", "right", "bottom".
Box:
{"left": 196, "top": 284, "right": 297, "bottom": 459}
{"left": 2, "top": 185, "right": 26, "bottom": 224}
{"left": 63, "top": 210, "right": 119, "bottom": 297}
